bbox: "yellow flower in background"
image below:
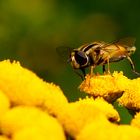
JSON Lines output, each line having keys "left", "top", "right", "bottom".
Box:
{"left": 0, "top": 90, "right": 10, "bottom": 116}
{"left": 57, "top": 97, "right": 120, "bottom": 138}
{"left": 0, "top": 106, "right": 65, "bottom": 140}
{"left": 0, "top": 60, "right": 68, "bottom": 116}
{"left": 0, "top": 136, "right": 9, "bottom": 140}
{"left": 77, "top": 119, "right": 140, "bottom": 140}
{"left": 79, "top": 72, "right": 131, "bottom": 102}
{"left": 118, "top": 78, "right": 140, "bottom": 110}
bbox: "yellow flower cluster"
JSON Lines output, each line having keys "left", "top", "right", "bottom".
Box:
{"left": 1, "top": 59, "right": 140, "bottom": 140}
{"left": 0, "top": 60, "right": 67, "bottom": 140}
{"left": 0, "top": 60, "right": 68, "bottom": 116}
{"left": 79, "top": 72, "right": 128, "bottom": 102}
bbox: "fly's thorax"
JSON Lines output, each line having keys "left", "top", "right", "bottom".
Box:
{"left": 80, "top": 42, "right": 103, "bottom": 53}
{"left": 70, "top": 50, "right": 89, "bottom": 69}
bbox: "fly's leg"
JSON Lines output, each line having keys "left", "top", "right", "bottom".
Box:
{"left": 90, "top": 66, "right": 94, "bottom": 75}
{"left": 127, "top": 56, "right": 140, "bottom": 75}
{"left": 90, "top": 65, "right": 96, "bottom": 76}
{"left": 102, "top": 64, "right": 106, "bottom": 74}
{"left": 107, "top": 58, "right": 111, "bottom": 74}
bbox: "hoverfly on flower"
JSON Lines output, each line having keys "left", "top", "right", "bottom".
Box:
{"left": 57, "top": 37, "right": 139, "bottom": 79}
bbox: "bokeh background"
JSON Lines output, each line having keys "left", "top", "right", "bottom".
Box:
{"left": 0, "top": 0, "right": 140, "bottom": 123}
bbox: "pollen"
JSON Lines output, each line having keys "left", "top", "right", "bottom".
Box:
{"left": 0, "top": 60, "right": 68, "bottom": 116}
{"left": 57, "top": 97, "right": 120, "bottom": 138}
{"left": 79, "top": 71, "right": 129, "bottom": 102}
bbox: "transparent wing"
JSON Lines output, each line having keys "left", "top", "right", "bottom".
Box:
{"left": 56, "top": 46, "right": 73, "bottom": 63}
{"left": 114, "top": 37, "right": 136, "bottom": 48}
{"left": 100, "top": 37, "right": 136, "bottom": 50}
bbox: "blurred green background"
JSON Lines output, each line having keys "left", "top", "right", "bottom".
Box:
{"left": 0, "top": 0, "right": 140, "bottom": 107}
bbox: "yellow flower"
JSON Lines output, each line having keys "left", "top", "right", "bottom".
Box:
{"left": 0, "top": 106, "right": 65, "bottom": 140}
{"left": 58, "top": 97, "right": 120, "bottom": 138}
{"left": 77, "top": 119, "right": 140, "bottom": 140}
{"left": 0, "top": 60, "right": 68, "bottom": 115}
{"left": 131, "top": 112, "right": 140, "bottom": 128}
{"left": 118, "top": 78, "right": 140, "bottom": 110}
{"left": 0, "top": 90, "right": 10, "bottom": 116}
{"left": 79, "top": 72, "right": 130, "bottom": 102}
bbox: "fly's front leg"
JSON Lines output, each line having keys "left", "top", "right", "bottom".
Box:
{"left": 90, "top": 66, "right": 94, "bottom": 76}
{"left": 127, "top": 56, "right": 140, "bottom": 75}
{"left": 90, "top": 65, "right": 96, "bottom": 76}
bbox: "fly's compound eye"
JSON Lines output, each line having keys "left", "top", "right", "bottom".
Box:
{"left": 74, "top": 51, "right": 88, "bottom": 66}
